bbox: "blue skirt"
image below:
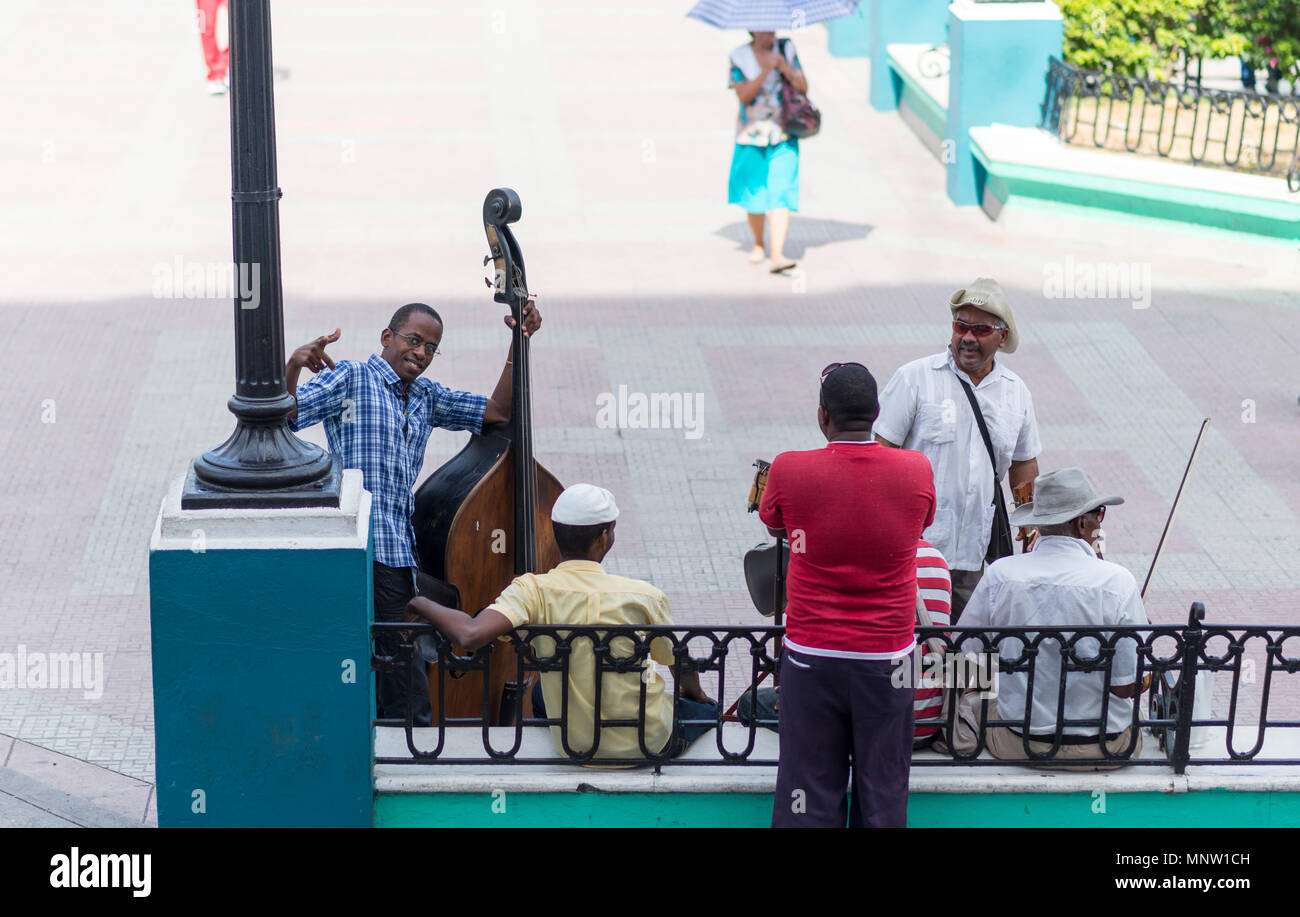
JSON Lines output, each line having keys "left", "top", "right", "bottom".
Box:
{"left": 728, "top": 139, "right": 800, "bottom": 213}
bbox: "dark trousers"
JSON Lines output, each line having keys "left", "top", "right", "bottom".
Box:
{"left": 373, "top": 562, "right": 432, "bottom": 726}
{"left": 949, "top": 567, "right": 985, "bottom": 623}
{"left": 771, "top": 648, "right": 915, "bottom": 828}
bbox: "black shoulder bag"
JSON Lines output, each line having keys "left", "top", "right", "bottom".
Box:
{"left": 958, "top": 380, "right": 1015, "bottom": 564}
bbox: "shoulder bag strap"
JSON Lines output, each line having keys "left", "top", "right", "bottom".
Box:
{"left": 957, "top": 378, "right": 999, "bottom": 481}
{"left": 915, "top": 588, "right": 946, "bottom": 656}
{"left": 959, "top": 378, "right": 1014, "bottom": 562}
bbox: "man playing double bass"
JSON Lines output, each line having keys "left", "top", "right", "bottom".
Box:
{"left": 285, "top": 299, "right": 540, "bottom": 726}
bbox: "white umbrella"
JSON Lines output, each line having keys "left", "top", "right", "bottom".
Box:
{"left": 686, "top": 0, "right": 862, "bottom": 31}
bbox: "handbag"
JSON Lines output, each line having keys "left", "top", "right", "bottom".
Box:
{"left": 957, "top": 379, "right": 1015, "bottom": 564}
{"left": 917, "top": 589, "right": 988, "bottom": 756}
{"left": 777, "top": 39, "right": 820, "bottom": 139}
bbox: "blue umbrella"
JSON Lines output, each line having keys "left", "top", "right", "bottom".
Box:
{"left": 686, "top": 0, "right": 862, "bottom": 31}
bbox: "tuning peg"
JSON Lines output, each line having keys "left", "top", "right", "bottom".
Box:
{"left": 484, "top": 277, "right": 493, "bottom": 288}
{"left": 483, "top": 255, "right": 492, "bottom": 266}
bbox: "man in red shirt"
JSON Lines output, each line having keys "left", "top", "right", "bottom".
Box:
{"left": 759, "top": 362, "right": 936, "bottom": 827}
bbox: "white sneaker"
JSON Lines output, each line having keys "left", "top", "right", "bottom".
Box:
{"left": 207, "top": 80, "right": 226, "bottom": 96}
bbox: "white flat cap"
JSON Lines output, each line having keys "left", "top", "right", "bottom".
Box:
{"left": 551, "top": 483, "right": 620, "bottom": 526}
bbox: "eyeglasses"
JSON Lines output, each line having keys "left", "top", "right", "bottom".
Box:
{"left": 1075, "top": 505, "right": 1106, "bottom": 523}
{"left": 820, "top": 361, "right": 867, "bottom": 384}
{"left": 390, "top": 329, "right": 440, "bottom": 358}
{"left": 952, "top": 320, "right": 1005, "bottom": 338}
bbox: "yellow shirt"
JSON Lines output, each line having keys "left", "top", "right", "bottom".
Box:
{"left": 488, "top": 559, "right": 676, "bottom": 761}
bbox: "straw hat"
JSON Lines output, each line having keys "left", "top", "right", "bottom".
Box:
{"left": 950, "top": 278, "right": 1019, "bottom": 354}
{"left": 1008, "top": 467, "right": 1124, "bottom": 527}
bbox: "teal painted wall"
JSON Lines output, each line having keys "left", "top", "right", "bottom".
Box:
{"left": 376, "top": 789, "right": 1300, "bottom": 828}
{"left": 946, "top": 5, "right": 1062, "bottom": 204}
{"left": 826, "top": 4, "right": 872, "bottom": 58}
{"left": 150, "top": 544, "right": 374, "bottom": 827}
{"left": 869, "top": 0, "right": 950, "bottom": 110}
{"left": 376, "top": 791, "right": 774, "bottom": 828}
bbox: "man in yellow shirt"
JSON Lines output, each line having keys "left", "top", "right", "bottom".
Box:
{"left": 405, "top": 484, "right": 718, "bottom": 762}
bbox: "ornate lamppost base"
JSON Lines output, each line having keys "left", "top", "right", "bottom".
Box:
{"left": 182, "top": 390, "right": 344, "bottom": 509}
{"left": 181, "top": 460, "right": 343, "bottom": 509}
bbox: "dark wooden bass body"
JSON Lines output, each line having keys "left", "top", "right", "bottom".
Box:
{"left": 412, "top": 430, "right": 563, "bottom": 722}
{"left": 411, "top": 188, "right": 563, "bottom": 724}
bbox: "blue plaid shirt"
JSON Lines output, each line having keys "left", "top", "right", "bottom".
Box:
{"left": 290, "top": 353, "right": 488, "bottom": 568}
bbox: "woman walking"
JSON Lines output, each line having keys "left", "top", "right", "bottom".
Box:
{"left": 728, "top": 31, "right": 807, "bottom": 273}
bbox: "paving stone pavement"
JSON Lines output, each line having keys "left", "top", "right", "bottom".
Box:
{"left": 1, "top": 0, "right": 1298, "bottom": 817}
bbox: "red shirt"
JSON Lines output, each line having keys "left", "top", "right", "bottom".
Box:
{"left": 759, "top": 441, "right": 936, "bottom": 656}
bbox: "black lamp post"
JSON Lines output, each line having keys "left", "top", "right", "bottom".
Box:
{"left": 182, "top": 0, "right": 341, "bottom": 509}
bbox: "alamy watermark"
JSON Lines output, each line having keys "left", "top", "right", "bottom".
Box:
{"left": 595, "top": 384, "right": 704, "bottom": 440}
{"left": 891, "top": 649, "right": 999, "bottom": 697}
{"left": 1042, "top": 255, "right": 1152, "bottom": 309}
{"left": 50, "top": 847, "right": 150, "bottom": 897}
{"left": 152, "top": 256, "right": 261, "bottom": 308}
{"left": 0, "top": 645, "right": 104, "bottom": 699}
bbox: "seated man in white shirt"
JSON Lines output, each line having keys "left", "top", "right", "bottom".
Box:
{"left": 959, "top": 467, "right": 1149, "bottom": 768}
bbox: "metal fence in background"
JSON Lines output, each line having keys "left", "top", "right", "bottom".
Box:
{"left": 1041, "top": 56, "right": 1300, "bottom": 191}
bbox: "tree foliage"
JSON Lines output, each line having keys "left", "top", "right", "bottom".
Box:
{"left": 1059, "top": 0, "right": 1286, "bottom": 81}
{"left": 1233, "top": 0, "right": 1300, "bottom": 79}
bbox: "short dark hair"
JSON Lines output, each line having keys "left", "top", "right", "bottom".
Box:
{"left": 819, "top": 364, "right": 879, "bottom": 429}
{"left": 552, "top": 521, "right": 611, "bottom": 558}
{"left": 389, "top": 302, "right": 442, "bottom": 333}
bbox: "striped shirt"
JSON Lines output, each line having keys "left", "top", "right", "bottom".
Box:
{"left": 913, "top": 540, "right": 952, "bottom": 740}
{"left": 289, "top": 353, "right": 487, "bottom": 568}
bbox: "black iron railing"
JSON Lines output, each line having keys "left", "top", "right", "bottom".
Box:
{"left": 372, "top": 604, "right": 1300, "bottom": 772}
{"left": 1041, "top": 56, "right": 1300, "bottom": 191}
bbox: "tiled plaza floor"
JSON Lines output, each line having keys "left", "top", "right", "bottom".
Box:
{"left": 0, "top": 1, "right": 1298, "bottom": 823}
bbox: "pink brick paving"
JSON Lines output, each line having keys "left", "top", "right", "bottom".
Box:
{"left": 0, "top": 2, "right": 1297, "bottom": 821}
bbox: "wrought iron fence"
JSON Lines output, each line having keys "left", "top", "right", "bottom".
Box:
{"left": 373, "top": 604, "right": 1300, "bottom": 772}
{"left": 1041, "top": 56, "right": 1300, "bottom": 191}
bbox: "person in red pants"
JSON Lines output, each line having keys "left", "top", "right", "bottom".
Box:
{"left": 196, "top": 0, "right": 229, "bottom": 95}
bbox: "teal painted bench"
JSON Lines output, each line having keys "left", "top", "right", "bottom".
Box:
{"left": 373, "top": 725, "right": 1300, "bottom": 828}
{"left": 887, "top": 43, "right": 949, "bottom": 159}
{"left": 969, "top": 124, "right": 1300, "bottom": 241}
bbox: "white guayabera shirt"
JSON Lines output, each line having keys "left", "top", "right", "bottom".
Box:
{"left": 957, "top": 536, "right": 1149, "bottom": 737}
{"left": 874, "top": 349, "right": 1041, "bottom": 572}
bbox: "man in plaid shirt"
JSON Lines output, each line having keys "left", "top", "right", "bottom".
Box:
{"left": 286, "top": 300, "right": 541, "bottom": 725}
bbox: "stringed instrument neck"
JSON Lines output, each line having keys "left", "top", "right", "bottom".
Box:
{"left": 412, "top": 187, "right": 567, "bottom": 724}
{"left": 512, "top": 304, "right": 537, "bottom": 574}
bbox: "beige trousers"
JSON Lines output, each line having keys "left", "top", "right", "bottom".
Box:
{"left": 985, "top": 724, "right": 1143, "bottom": 771}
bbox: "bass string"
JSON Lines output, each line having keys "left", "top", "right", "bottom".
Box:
{"left": 517, "top": 311, "right": 537, "bottom": 571}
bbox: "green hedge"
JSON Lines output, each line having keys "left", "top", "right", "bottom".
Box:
{"left": 1059, "top": 0, "right": 1300, "bottom": 82}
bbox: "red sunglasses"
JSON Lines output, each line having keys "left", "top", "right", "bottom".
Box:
{"left": 820, "top": 361, "right": 867, "bottom": 384}
{"left": 952, "top": 320, "right": 1004, "bottom": 338}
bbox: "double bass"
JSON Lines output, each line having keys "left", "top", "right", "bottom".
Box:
{"left": 411, "top": 188, "right": 564, "bottom": 724}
